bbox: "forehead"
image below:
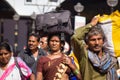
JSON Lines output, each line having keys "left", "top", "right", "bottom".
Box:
{"left": 0, "top": 49, "right": 9, "bottom": 53}
{"left": 29, "top": 36, "right": 38, "bottom": 40}
{"left": 40, "top": 37, "right": 47, "bottom": 41}
{"left": 89, "top": 34, "right": 103, "bottom": 39}
{"left": 50, "top": 36, "right": 60, "bottom": 40}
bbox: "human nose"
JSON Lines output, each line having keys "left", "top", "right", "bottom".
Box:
{"left": 95, "top": 39, "right": 99, "bottom": 44}
{"left": 28, "top": 41, "right": 33, "bottom": 44}
{"left": 52, "top": 41, "right": 57, "bottom": 44}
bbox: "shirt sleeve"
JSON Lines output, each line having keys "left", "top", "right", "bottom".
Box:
{"left": 71, "top": 23, "right": 92, "bottom": 61}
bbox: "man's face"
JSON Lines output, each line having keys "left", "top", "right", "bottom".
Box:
{"left": 40, "top": 37, "right": 48, "bottom": 50}
{"left": 28, "top": 36, "right": 39, "bottom": 50}
{"left": 0, "top": 49, "right": 12, "bottom": 66}
{"left": 87, "top": 34, "right": 104, "bottom": 53}
{"left": 49, "top": 36, "right": 61, "bottom": 52}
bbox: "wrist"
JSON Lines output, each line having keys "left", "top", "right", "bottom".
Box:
{"left": 88, "top": 23, "right": 92, "bottom": 28}
{"left": 73, "top": 69, "right": 80, "bottom": 75}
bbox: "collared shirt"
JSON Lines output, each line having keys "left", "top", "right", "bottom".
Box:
{"left": 18, "top": 48, "right": 46, "bottom": 74}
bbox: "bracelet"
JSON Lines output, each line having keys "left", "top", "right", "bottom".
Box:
{"left": 73, "top": 69, "right": 80, "bottom": 75}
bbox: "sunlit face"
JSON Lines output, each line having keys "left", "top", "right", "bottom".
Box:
{"left": 0, "top": 49, "right": 12, "bottom": 66}
{"left": 28, "top": 36, "right": 39, "bottom": 50}
{"left": 40, "top": 37, "right": 48, "bottom": 50}
{"left": 87, "top": 34, "right": 104, "bottom": 53}
{"left": 49, "top": 36, "right": 61, "bottom": 52}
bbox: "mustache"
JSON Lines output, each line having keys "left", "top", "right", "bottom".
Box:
{"left": 28, "top": 44, "right": 33, "bottom": 46}
{"left": 93, "top": 44, "right": 101, "bottom": 48}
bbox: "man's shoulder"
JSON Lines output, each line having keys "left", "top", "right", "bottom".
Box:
{"left": 18, "top": 49, "right": 30, "bottom": 56}
{"left": 38, "top": 48, "right": 47, "bottom": 56}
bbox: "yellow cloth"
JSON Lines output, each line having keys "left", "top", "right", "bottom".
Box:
{"left": 69, "top": 52, "right": 80, "bottom": 70}
{"left": 99, "top": 10, "right": 120, "bottom": 57}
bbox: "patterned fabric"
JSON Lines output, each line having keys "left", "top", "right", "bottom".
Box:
{"left": 0, "top": 57, "right": 32, "bottom": 80}
{"left": 37, "top": 55, "right": 71, "bottom": 80}
{"left": 88, "top": 50, "right": 118, "bottom": 80}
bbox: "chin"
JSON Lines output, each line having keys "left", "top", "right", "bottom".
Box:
{"left": 93, "top": 49, "right": 101, "bottom": 53}
{"left": 89, "top": 48, "right": 101, "bottom": 52}
{"left": 1, "top": 61, "right": 9, "bottom": 66}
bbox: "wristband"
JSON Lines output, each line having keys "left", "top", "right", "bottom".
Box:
{"left": 73, "top": 69, "right": 80, "bottom": 75}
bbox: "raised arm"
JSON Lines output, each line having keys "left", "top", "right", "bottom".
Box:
{"left": 70, "top": 16, "right": 100, "bottom": 62}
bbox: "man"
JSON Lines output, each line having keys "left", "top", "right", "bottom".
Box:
{"left": 71, "top": 16, "right": 119, "bottom": 80}
{"left": 18, "top": 33, "right": 46, "bottom": 79}
{"left": 39, "top": 34, "right": 49, "bottom": 55}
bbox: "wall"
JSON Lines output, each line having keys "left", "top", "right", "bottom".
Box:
{"left": 0, "top": 18, "right": 30, "bottom": 56}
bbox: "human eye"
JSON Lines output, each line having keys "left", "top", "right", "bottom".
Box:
{"left": 0, "top": 53, "right": 9, "bottom": 56}
{"left": 90, "top": 39, "right": 95, "bottom": 42}
{"left": 4, "top": 53, "right": 9, "bottom": 55}
{"left": 56, "top": 41, "right": 60, "bottom": 43}
{"left": 0, "top": 53, "right": 3, "bottom": 56}
{"left": 98, "top": 38, "right": 102, "bottom": 40}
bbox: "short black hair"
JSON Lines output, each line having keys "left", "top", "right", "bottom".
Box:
{"left": 29, "top": 33, "right": 40, "bottom": 42}
{"left": 40, "top": 33, "right": 48, "bottom": 38}
{"left": 85, "top": 25, "right": 105, "bottom": 44}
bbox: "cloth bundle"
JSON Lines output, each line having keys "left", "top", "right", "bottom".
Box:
{"left": 99, "top": 10, "right": 120, "bottom": 57}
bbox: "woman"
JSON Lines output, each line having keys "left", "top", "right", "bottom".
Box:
{"left": 36, "top": 32, "right": 82, "bottom": 80}
{"left": 0, "top": 42, "right": 32, "bottom": 80}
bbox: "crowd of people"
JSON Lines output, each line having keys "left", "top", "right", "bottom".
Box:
{"left": 0, "top": 15, "right": 120, "bottom": 80}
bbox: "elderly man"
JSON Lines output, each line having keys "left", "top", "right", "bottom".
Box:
{"left": 71, "top": 16, "right": 119, "bottom": 80}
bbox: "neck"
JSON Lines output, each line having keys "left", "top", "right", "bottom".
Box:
{"left": 98, "top": 51, "right": 103, "bottom": 59}
{"left": 31, "top": 49, "right": 39, "bottom": 57}
{"left": 31, "top": 48, "right": 38, "bottom": 54}
{"left": 0, "top": 63, "right": 8, "bottom": 70}
{"left": 93, "top": 50, "right": 103, "bottom": 59}
{"left": 51, "top": 50, "right": 61, "bottom": 55}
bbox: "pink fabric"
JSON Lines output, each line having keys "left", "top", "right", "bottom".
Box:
{"left": 0, "top": 64, "right": 15, "bottom": 80}
{"left": 0, "top": 57, "right": 32, "bottom": 80}
{"left": 18, "top": 58, "right": 31, "bottom": 78}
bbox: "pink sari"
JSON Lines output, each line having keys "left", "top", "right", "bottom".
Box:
{"left": 0, "top": 57, "right": 32, "bottom": 80}
{"left": 0, "top": 64, "right": 15, "bottom": 80}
